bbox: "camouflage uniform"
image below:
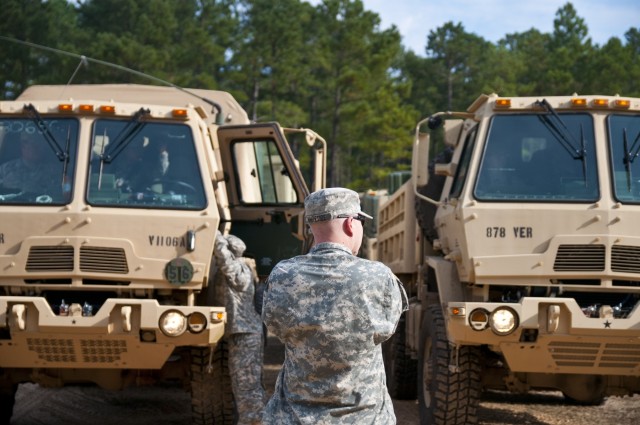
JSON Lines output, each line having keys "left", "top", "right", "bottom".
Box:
{"left": 262, "top": 188, "right": 408, "bottom": 425}
{"left": 0, "top": 158, "right": 57, "bottom": 195}
{"left": 214, "top": 231, "right": 265, "bottom": 425}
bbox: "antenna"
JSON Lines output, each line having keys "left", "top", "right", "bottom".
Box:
{"left": 0, "top": 36, "right": 225, "bottom": 124}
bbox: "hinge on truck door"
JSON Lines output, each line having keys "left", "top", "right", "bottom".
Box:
{"left": 448, "top": 343, "right": 460, "bottom": 373}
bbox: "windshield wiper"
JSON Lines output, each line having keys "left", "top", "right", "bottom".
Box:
{"left": 535, "top": 99, "right": 588, "bottom": 184}
{"left": 100, "top": 107, "right": 150, "bottom": 163}
{"left": 23, "top": 104, "right": 68, "bottom": 161}
{"left": 61, "top": 124, "right": 72, "bottom": 190}
{"left": 579, "top": 124, "right": 587, "bottom": 186}
{"left": 622, "top": 128, "right": 640, "bottom": 191}
{"left": 535, "top": 99, "right": 585, "bottom": 159}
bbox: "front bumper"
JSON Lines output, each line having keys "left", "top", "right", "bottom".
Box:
{"left": 0, "top": 297, "right": 225, "bottom": 369}
{"left": 446, "top": 297, "right": 640, "bottom": 376}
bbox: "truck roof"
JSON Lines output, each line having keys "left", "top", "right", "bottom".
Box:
{"left": 16, "top": 84, "right": 250, "bottom": 125}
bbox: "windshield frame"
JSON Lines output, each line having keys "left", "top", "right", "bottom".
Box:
{"left": 0, "top": 116, "right": 79, "bottom": 206}
{"left": 86, "top": 118, "right": 208, "bottom": 211}
{"left": 473, "top": 112, "right": 599, "bottom": 203}
{"left": 608, "top": 113, "right": 640, "bottom": 204}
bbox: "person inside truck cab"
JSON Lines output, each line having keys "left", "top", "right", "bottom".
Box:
{"left": 0, "top": 131, "right": 58, "bottom": 198}
{"left": 111, "top": 138, "right": 146, "bottom": 193}
{"left": 107, "top": 137, "right": 169, "bottom": 196}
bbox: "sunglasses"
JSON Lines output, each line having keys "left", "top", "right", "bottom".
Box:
{"left": 337, "top": 214, "right": 366, "bottom": 224}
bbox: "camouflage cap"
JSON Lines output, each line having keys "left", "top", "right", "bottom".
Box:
{"left": 304, "top": 187, "right": 373, "bottom": 224}
{"left": 225, "top": 234, "right": 246, "bottom": 257}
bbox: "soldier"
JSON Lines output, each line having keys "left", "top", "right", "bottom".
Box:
{"left": 0, "top": 131, "right": 57, "bottom": 196}
{"left": 214, "top": 231, "right": 265, "bottom": 425}
{"left": 262, "top": 187, "right": 408, "bottom": 424}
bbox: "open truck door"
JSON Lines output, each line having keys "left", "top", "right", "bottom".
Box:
{"left": 217, "top": 122, "right": 325, "bottom": 277}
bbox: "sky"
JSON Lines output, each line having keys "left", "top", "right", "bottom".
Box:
{"left": 360, "top": 0, "right": 640, "bottom": 54}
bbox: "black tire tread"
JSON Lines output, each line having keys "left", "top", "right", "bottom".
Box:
{"left": 419, "top": 304, "right": 482, "bottom": 425}
{"left": 383, "top": 315, "right": 418, "bottom": 400}
{"left": 190, "top": 342, "right": 235, "bottom": 425}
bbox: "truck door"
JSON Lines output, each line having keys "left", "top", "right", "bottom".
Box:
{"left": 217, "top": 123, "right": 312, "bottom": 277}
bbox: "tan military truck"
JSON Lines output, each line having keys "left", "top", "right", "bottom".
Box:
{"left": 374, "top": 94, "right": 640, "bottom": 424}
{"left": 0, "top": 84, "right": 325, "bottom": 424}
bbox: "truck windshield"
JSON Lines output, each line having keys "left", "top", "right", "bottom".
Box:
{"left": 474, "top": 113, "right": 598, "bottom": 202}
{"left": 0, "top": 118, "right": 78, "bottom": 205}
{"left": 87, "top": 120, "right": 206, "bottom": 210}
{"left": 608, "top": 114, "right": 640, "bottom": 203}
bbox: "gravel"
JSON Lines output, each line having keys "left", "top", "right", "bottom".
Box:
{"left": 10, "top": 337, "right": 640, "bottom": 424}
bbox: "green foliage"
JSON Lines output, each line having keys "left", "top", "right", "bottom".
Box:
{"left": 0, "top": 0, "right": 78, "bottom": 96}
{"left": 1, "top": 0, "right": 639, "bottom": 190}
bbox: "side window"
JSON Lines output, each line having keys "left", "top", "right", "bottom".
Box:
{"left": 449, "top": 126, "right": 478, "bottom": 199}
{"left": 233, "top": 140, "right": 297, "bottom": 204}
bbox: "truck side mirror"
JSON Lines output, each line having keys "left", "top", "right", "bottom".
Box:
{"left": 444, "top": 119, "right": 464, "bottom": 148}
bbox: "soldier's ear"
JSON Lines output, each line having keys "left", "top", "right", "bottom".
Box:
{"left": 342, "top": 216, "right": 354, "bottom": 237}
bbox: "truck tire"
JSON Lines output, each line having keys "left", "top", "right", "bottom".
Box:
{"left": 190, "top": 342, "right": 236, "bottom": 425}
{"left": 563, "top": 391, "right": 605, "bottom": 406}
{"left": 561, "top": 374, "right": 606, "bottom": 405}
{"left": 418, "top": 304, "right": 481, "bottom": 425}
{"left": 382, "top": 314, "right": 417, "bottom": 399}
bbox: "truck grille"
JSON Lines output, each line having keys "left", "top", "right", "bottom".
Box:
{"left": 24, "top": 245, "right": 129, "bottom": 274}
{"left": 26, "top": 246, "right": 74, "bottom": 272}
{"left": 549, "top": 341, "right": 640, "bottom": 369}
{"left": 26, "top": 337, "right": 128, "bottom": 364}
{"left": 553, "top": 244, "right": 640, "bottom": 275}
{"left": 553, "top": 245, "right": 605, "bottom": 272}
{"left": 80, "top": 247, "right": 129, "bottom": 274}
{"left": 611, "top": 245, "right": 640, "bottom": 274}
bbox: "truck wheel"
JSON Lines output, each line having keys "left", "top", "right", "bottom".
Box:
{"left": 563, "top": 391, "right": 605, "bottom": 406}
{"left": 190, "top": 341, "right": 236, "bottom": 425}
{"left": 418, "top": 304, "right": 481, "bottom": 425}
{"left": 382, "top": 314, "right": 417, "bottom": 399}
{"left": 561, "top": 374, "right": 606, "bottom": 405}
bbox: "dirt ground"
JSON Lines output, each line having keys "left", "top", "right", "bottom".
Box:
{"left": 9, "top": 337, "right": 640, "bottom": 424}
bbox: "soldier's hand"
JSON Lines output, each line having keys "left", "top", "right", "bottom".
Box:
{"left": 214, "top": 230, "right": 229, "bottom": 253}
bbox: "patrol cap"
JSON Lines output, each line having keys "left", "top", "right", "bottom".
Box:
{"left": 225, "top": 234, "right": 246, "bottom": 257}
{"left": 304, "top": 187, "right": 373, "bottom": 224}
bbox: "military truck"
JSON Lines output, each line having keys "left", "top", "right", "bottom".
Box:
{"left": 374, "top": 93, "right": 640, "bottom": 424}
{"left": 0, "top": 84, "right": 325, "bottom": 424}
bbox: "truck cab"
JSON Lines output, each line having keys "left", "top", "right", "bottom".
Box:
{"left": 0, "top": 84, "right": 325, "bottom": 424}
{"left": 374, "top": 93, "right": 640, "bottom": 424}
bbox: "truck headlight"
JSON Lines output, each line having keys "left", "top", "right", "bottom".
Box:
{"left": 469, "top": 308, "right": 490, "bottom": 331}
{"left": 489, "top": 307, "right": 518, "bottom": 336}
{"left": 159, "top": 310, "right": 187, "bottom": 337}
{"left": 187, "top": 312, "right": 208, "bottom": 333}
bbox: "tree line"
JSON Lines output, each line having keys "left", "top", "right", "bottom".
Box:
{"left": 1, "top": 0, "right": 639, "bottom": 190}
